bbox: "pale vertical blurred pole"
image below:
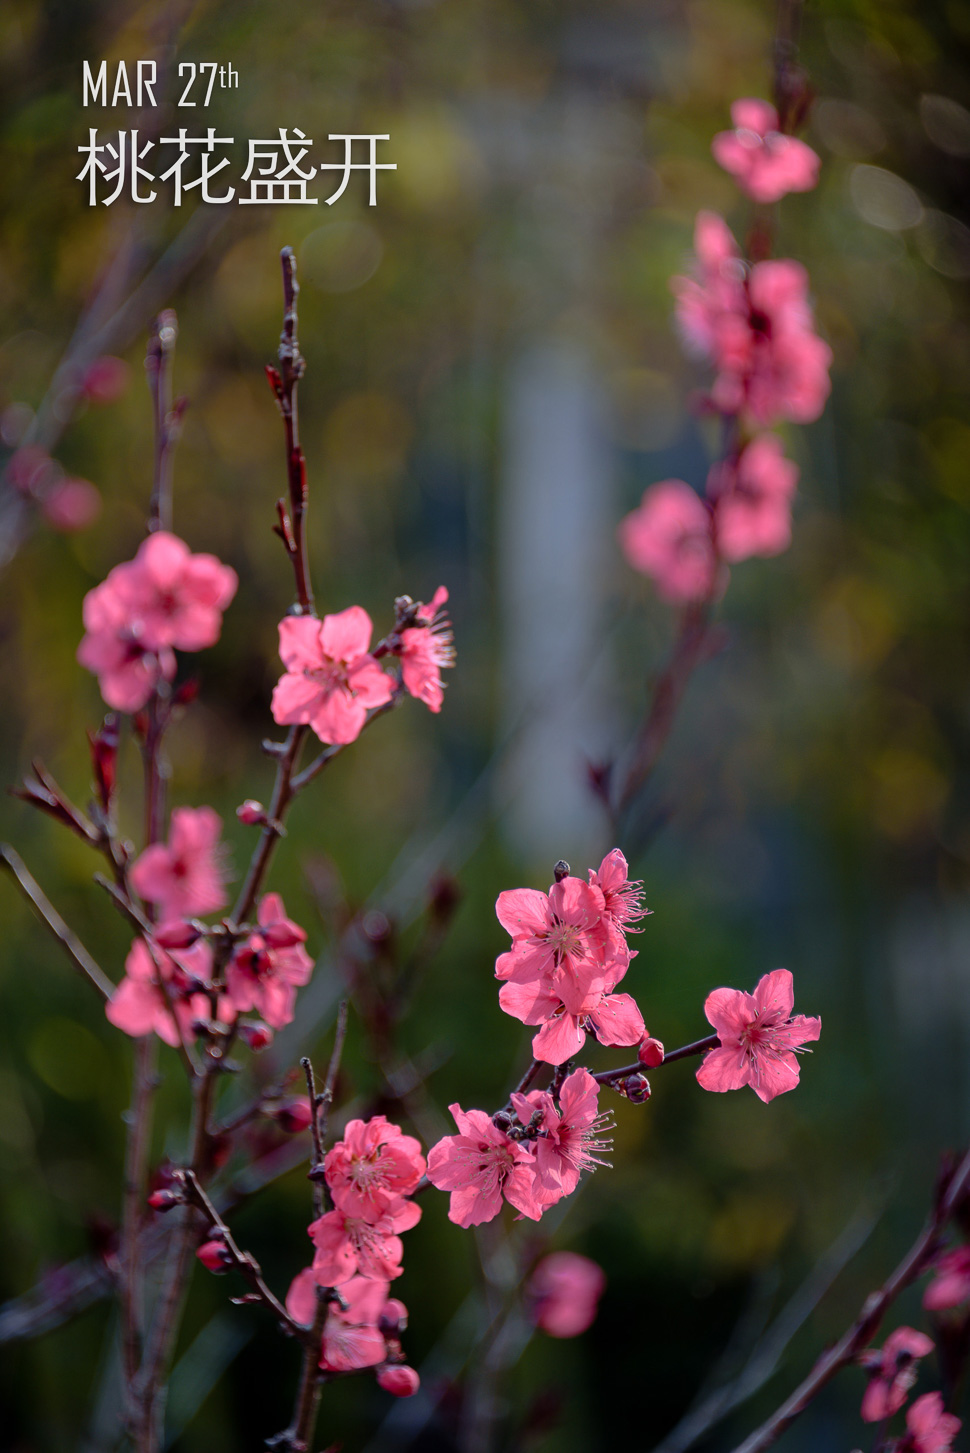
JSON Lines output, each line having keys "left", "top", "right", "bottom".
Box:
{"left": 498, "top": 342, "right": 613, "bottom": 864}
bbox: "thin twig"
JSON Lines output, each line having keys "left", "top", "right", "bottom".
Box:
{"left": 0, "top": 844, "right": 113, "bottom": 999}
{"left": 145, "top": 311, "right": 180, "bottom": 534}
{"left": 593, "top": 1034, "right": 718, "bottom": 1086}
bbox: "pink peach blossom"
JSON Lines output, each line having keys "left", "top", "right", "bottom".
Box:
{"left": 618, "top": 480, "right": 721, "bottom": 604}
{"left": 861, "top": 1327, "right": 935, "bottom": 1422}
{"left": 709, "top": 435, "right": 799, "bottom": 562}
{"left": 105, "top": 936, "right": 231, "bottom": 1048}
{"left": 286, "top": 1270, "right": 389, "bottom": 1371}
{"left": 527, "top": 1252, "right": 606, "bottom": 1338}
{"left": 712, "top": 99, "right": 820, "bottom": 204}
{"left": 310, "top": 1198, "right": 421, "bottom": 1285}
{"left": 511, "top": 1068, "right": 613, "bottom": 1199}
{"left": 588, "top": 850, "right": 648, "bottom": 931}
{"left": 904, "top": 1392, "right": 961, "bottom": 1453}
{"left": 271, "top": 607, "right": 394, "bottom": 746}
{"left": 42, "top": 478, "right": 102, "bottom": 532}
{"left": 129, "top": 806, "right": 227, "bottom": 919}
{"left": 426, "top": 1104, "right": 546, "bottom": 1226}
{"left": 500, "top": 977, "right": 645, "bottom": 1065}
{"left": 924, "top": 1247, "right": 970, "bottom": 1311}
{"left": 398, "top": 586, "right": 455, "bottom": 713}
{"left": 324, "top": 1116, "right": 427, "bottom": 1222}
{"left": 696, "top": 969, "right": 820, "bottom": 1103}
{"left": 672, "top": 211, "right": 747, "bottom": 362}
{"left": 226, "top": 892, "right": 313, "bottom": 1030}
{"left": 77, "top": 576, "right": 176, "bottom": 712}
{"left": 495, "top": 875, "right": 623, "bottom": 1009}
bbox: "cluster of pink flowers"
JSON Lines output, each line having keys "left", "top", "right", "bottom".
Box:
{"left": 271, "top": 588, "right": 454, "bottom": 747}
{"left": 78, "top": 531, "right": 238, "bottom": 711}
{"left": 619, "top": 101, "right": 831, "bottom": 604}
{"left": 285, "top": 1116, "right": 426, "bottom": 1388}
{"left": 107, "top": 803, "right": 313, "bottom": 1048}
{"left": 427, "top": 1066, "right": 613, "bottom": 1228}
{"left": 859, "top": 1328, "right": 961, "bottom": 1453}
{"left": 493, "top": 850, "right": 647, "bottom": 1065}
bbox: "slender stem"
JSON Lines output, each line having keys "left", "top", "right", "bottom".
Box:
{"left": 730, "top": 1147, "right": 970, "bottom": 1453}
{"left": 230, "top": 725, "right": 306, "bottom": 929}
{"left": 146, "top": 311, "right": 179, "bottom": 534}
{"left": 593, "top": 1033, "right": 718, "bottom": 1086}
{"left": 0, "top": 845, "right": 112, "bottom": 999}
{"left": 275, "top": 247, "right": 314, "bottom": 614}
{"left": 121, "top": 1037, "right": 157, "bottom": 1388}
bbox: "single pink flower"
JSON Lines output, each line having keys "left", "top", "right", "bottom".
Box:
{"left": 495, "top": 876, "right": 621, "bottom": 1010}
{"left": 426, "top": 1104, "right": 546, "bottom": 1227}
{"left": 225, "top": 892, "right": 313, "bottom": 1030}
{"left": 378, "top": 1364, "right": 420, "bottom": 1397}
{"left": 43, "top": 478, "right": 102, "bottom": 532}
{"left": 672, "top": 211, "right": 748, "bottom": 362}
{"left": 324, "top": 1115, "right": 427, "bottom": 1222}
{"left": 861, "top": 1327, "right": 935, "bottom": 1422}
{"left": 712, "top": 98, "right": 820, "bottom": 204}
{"left": 527, "top": 1252, "right": 606, "bottom": 1338}
{"left": 904, "top": 1392, "right": 961, "bottom": 1453}
{"left": 511, "top": 1068, "right": 613, "bottom": 1199}
{"left": 398, "top": 586, "right": 455, "bottom": 713}
{"left": 105, "top": 936, "right": 231, "bottom": 1048}
{"left": 129, "top": 806, "right": 227, "bottom": 919}
{"left": 113, "top": 531, "right": 238, "bottom": 651}
{"left": 715, "top": 261, "right": 832, "bottom": 426}
{"left": 271, "top": 607, "right": 394, "bottom": 746}
{"left": 696, "top": 968, "right": 820, "bottom": 1103}
{"left": 587, "top": 849, "right": 648, "bottom": 931}
{"left": 77, "top": 575, "right": 176, "bottom": 711}
{"left": 709, "top": 434, "right": 799, "bottom": 562}
{"left": 500, "top": 977, "right": 645, "bottom": 1066}
{"left": 924, "top": 1247, "right": 970, "bottom": 1311}
{"left": 618, "top": 480, "right": 722, "bottom": 604}
{"left": 286, "top": 1270, "right": 390, "bottom": 1372}
{"left": 309, "top": 1198, "right": 421, "bottom": 1285}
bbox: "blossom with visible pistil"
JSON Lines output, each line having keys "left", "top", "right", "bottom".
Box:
{"left": 397, "top": 586, "right": 455, "bottom": 713}
{"left": 903, "top": 1392, "right": 962, "bottom": 1453}
{"left": 712, "top": 99, "right": 820, "bottom": 204}
{"left": 860, "top": 1327, "right": 935, "bottom": 1422}
{"left": 709, "top": 435, "right": 798, "bottom": 562}
{"left": 511, "top": 1068, "right": 613, "bottom": 1199}
{"left": 500, "top": 976, "right": 645, "bottom": 1066}
{"left": 696, "top": 969, "right": 820, "bottom": 1103}
{"left": 226, "top": 892, "right": 313, "bottom": 1030}
{"left": 618, "top": 480, "right": 721, "bottom": 604}
{"left": 495, "top": 875, "right": 622, "bottom": 1006}
{"left": 324, "top": 1116, "right": 426, "bottom": 1222}
{"left": 426, "top": 1104, "right": 546, "bottom": 1227}
{"left": 309, "top": 1199, "right": 421, "bottom": 1285}
{"left": 129, "top": 806, "right": 227, "bottom": 919}
{"left": 588, "top": 850, "right": 648, "bottom": 932}
{"left": 527, "top": 1252, "right": 606, "bottom": 1338}
{"left": 271, "top": 606, "right": 394, "bottom": 746}
{"left": 924, "top": 1246, "right": 970, "bottom": 1311}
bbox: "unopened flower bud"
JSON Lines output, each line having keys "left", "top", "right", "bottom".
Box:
{"left": 620, "top": 1073, "right": 652, "bottom": 1103}
{"left": 238, "top": 1021, "right": 274, "bottom": 1052}
{"left": 377, "top": 1365, "right": 420, "bottom": 1397}
{"left": 147, "top": 1189, "right": 182, "bottom": 1212}
{"left": 196, "top": 1240, "right": 233, "bottom": 1273}
{"left": 154, "top": 919, "right": 200, "bottom": 950}
{"left": 237, "top": 799, "right": 265, "bottom": 826}
{"left": 273, "top": 1097, "right": 313, "bottom": 1134}
{"left": 379, "top": 1298, "right": 409, "bottom": 1336}
{"left": 263, "top": 919, "right": 307, "bottom": 949}
{"left": 638, "top": 1036, "right": 665, "bottom": 1068}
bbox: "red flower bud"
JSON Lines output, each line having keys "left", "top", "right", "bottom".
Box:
{"left": 274, "top": 1097, "right": 313, "bottom": 1134}
{"left": 154, "top": 919, "right": 200, "bottom": 950}
{"left": 263, "top": 920, "right": 307, "bottom": 948}
{"left": 379, "top": 1298, "right": 409, "bottom": 1336}
{"left": 377, "top": 1365, "right": 420, "bottom": 1397}
{"left": 239, "top": 1021, "right": 274, "bottom": 1051}
{"left": 196, "top": 1240, "right": 233, "bottom": 1273}
{"left": 620, "top": 1073, "right": 652, "bottom": 1103}
{"left": 237, "top": 799, "right": 265, "bottom": 826}
{"left": 147, "top": 1189, "right": 181, "bottom": 1212}
{"left": 638, "top": 1036, "right": 665, "bottom": 1068}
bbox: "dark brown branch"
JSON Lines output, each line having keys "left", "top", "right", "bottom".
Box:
{"left": 730, "top": 1147, "right": 970, "bottom": 1453}
{"left": 270, "top": 247, "right": 314, "bottom": 614}
{"left": 593, "top": 1033, "right": 718, "bottom": 1085}
{"left": 145, "top": 312, "right": 181, "bottom": 534}
{"left": 0, "top": 844, "right": 113, "bottom": 999}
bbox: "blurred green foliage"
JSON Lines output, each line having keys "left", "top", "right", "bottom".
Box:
{"left": 1, "top": 0, "right": 970, "bottom": 1449}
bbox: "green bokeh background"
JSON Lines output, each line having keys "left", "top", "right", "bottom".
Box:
{"left": 1, "top": 0, "right": 970, "bottom": 1449}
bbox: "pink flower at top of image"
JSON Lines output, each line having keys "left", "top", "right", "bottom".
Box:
{"left": 527, "top": 1252, "right": 606, "bottom": 1338}
{"left": 324, "top": 1116, "right": 426, "bottom": 1222}
{"left": 696, "top": 968, "right": 820, "bottom": 1103}
{"left": 618, "top": 480, "right": 721, "bottom": 604}
{"left": 904, "top": 1392, "right": 962, "bottom": 1453}
{"left": 426, "top": 1104, "right": 549, "bottom": 1227}
{"left": 860, "top": 1327, "right": 935, "bottom": 1422}
{"left": 309, "top": 1198, "right": 421, "bottom": 1285}
{"left": 129, "top": 806, "right": 227, "bottom": 919}
{"left": 712, "top": 99, "right": 820, "bottom": 204}
{"left": 924, "top": 1246, "right": 970, "bottom": 1311}
{"left": 271, "top": 606, "right": 394, "bottom": 746}
{"left": 77, "top": 531, "right": 237, "bottom": 711}
{"left": 397, "top": 586, "right": 455, "bottom": 713}
{"left": 511, "top": 1067, "right": 613, "bottom": 1199}
{"left": 286, "top": 1269, "right": 389, "bottom": 1372}
{"left": 708, "top": 434, "right": 798, "bottom": 562}
{"left": 106, "top": 935, "right": 233, "bottom": 1048}
{"left": 225, "top": 892, "right": 313, "bottom": 1030}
